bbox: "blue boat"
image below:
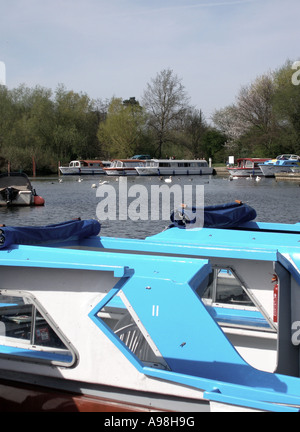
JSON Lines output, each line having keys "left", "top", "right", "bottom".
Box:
{"left": 259, "top": 154, "right": 300, "bottom": 177}
{"left": 0, "top": 204, "right": 300, "bottom": 412}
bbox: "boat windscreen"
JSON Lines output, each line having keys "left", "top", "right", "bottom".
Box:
{"left": 0, "top": 173, "right": 32, "bottom": 189}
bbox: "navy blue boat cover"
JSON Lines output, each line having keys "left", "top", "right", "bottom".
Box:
{"left": 0, "top": 219, "right": 101, "bottom": 249}
{"left": 170, "top": 201, "right": 257, "bottom": 229}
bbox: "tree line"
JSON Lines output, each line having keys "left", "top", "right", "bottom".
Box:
{"left": 213, "top": 60, "right": 300, "bottom": 158}
{"left": 0, "top": 61, "right": 299, "bottom": 174}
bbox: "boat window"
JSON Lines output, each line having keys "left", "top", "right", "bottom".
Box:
{"left": 201, "top": 268, "right": 274, "bottom": 331}
{"left": 124, "top": 161, "right": 141, "bottom": 167}
{"left": 96, "top": 292, "right": 169, "bottom": 370}
{"left": 245, "top": 160, "right": 253, "bottom": 168}
{"left": 0, "top": 292, "right": 76, "bottom": 366}
{"left": 202, "top": 268, "right": 254, "bottom": 305}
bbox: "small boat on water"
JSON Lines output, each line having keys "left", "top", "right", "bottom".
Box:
{"left": 59, "top": 160, "right": 111, "bottom": 175}
{"left": 0, "top": 172, "right": 44, "bottom": 206}
{"left": 259, "top": 154, "right": 300, "bottom": 177}
{"left": 227, "top": 158, "right": 270, "bottom": 177}
{"left": 103, "top": 159, "right": 147, "bottom": 176}
{"left": 1, "top": 203, "right": 300, "bottom": 411}
{"left": 136, "top": 159, "right": 213, "bottom": 176}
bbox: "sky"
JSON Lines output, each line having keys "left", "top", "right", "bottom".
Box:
{"left": 0, "top": 0, "right": 299, "bottom": 121}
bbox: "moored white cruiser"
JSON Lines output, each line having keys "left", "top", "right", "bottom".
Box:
{"left": 136, "top": 159, "right": 213, "bottom": 176}
{"left": 259, "top": 155, "right": 300, "bottom": 177}
{"left": 59, "top": 160, "right": 111, "bottom": 175}
{"left": 227, "top": 158, "right": 270, "bottom": 177}
{"left": 104, "top": 159, "right": 147, "bottom": 176}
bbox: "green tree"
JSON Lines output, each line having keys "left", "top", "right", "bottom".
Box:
{"left": 202, "top": 129, "right": 227, "bottom": 162}
{"left": 272, "top": 60, "right": 300, "bottom": 153}
{"left": 97, "top": 97, "right": 146, "bottom": 158}
{"left": 0, "top": 86, "right": 14, "bottom": 145}
{"left": 53, "top": 84, "right": 100, "bottom": 161}
{"left": 0, "top": 84, "right": 57, "bottom": 172}
{"left": 177, "top": 108, "right": 208, "bottom": 158}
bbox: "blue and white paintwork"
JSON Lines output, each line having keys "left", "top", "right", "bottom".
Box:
{"left": 1, "top": 216, "right": 300, "bottom": 412}
{"left": 259, "top": 154, "right": 300, "bottom": 177}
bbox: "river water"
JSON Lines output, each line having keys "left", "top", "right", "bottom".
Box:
{"left": 0, "top": 174, "right": 299, "bottom": 239}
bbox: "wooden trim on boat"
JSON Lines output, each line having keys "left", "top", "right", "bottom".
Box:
{"left": 0, "top": 378, "right": 157, "bottom": 412}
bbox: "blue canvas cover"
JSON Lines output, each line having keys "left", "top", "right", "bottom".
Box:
{"left": 0, "top": 219, "right": 101, "bottom": 249}
{"left": 170, "top": 201, "right": 257, "bottom": 229}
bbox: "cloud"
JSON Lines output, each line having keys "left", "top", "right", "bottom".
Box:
{"left": 1, "top": 0, "right": 299, "bottom": 118}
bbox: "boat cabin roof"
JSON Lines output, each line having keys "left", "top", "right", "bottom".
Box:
{"left": 276, "top": 154, "right": 300, "bottom": 160}
{"left": 0, "top": 172, "right": 32, "bottom": 190}
{"left": 110, "top": 159, "right": 146, "bottom": 162}
{"left": 236, "top": 158, "right": 270, "bottom": 162}
{"left": 77, "top": 159, "right": 108, "bottom": 164}
{"left": 150, "top": 159, "right": 208, "bottom": 163}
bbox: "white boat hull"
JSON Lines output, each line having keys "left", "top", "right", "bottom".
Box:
{"left": 0, "top": 173, "right": 44, "bottom": 207}
{"left": 137, "top": 167, "right": 213, "bottom": 176}
{"left": 0, "top": 190, "right": 33, "bottom": 206}
{"left": 259, "top": 165, "right": 296, "bottom": 177}
{"left": 227, "top": 168, "right": 263, "bottom": 177}
{"left": 59, "top": 167, "right": 106, "bottom": 175}
{"left": 104, "top": 168, "right": 138, "bottom": 176}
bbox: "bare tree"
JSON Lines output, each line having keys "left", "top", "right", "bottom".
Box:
{"left": 142, "top": 69, "right": 190, "bottom": 157}
{"left": 212, "top": 105, "right": 246, "bottom": 141}
{"left": 213, "top": 74, "right": 278, "bottom": 155}
{"left": 237, "top": 74, "right": 276, "bottom": 133}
